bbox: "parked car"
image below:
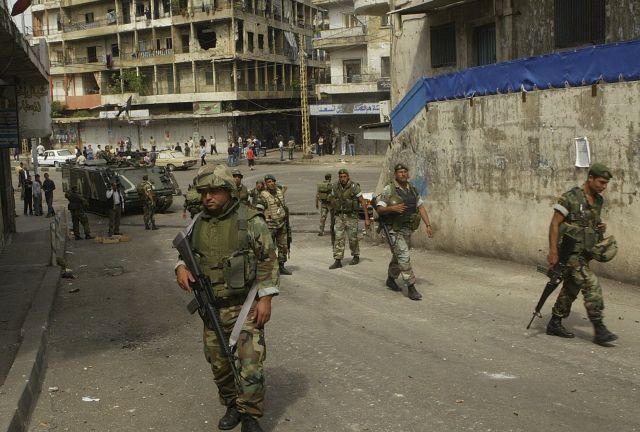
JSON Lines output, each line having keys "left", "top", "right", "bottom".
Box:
{"left": 154, "top": 150, "right": 198, "bottom": 171}
{"left": 37, "top": 149, "right": 76, "bottom": 167}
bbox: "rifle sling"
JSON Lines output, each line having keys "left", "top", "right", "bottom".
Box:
{"left": 229, "top": 283, "right": 258, "bottom": 349}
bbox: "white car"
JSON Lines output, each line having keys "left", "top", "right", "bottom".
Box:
{"left": 37, "top": 149, "right": 76, "bottom": 167}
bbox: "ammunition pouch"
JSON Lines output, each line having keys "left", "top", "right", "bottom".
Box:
{"left": 590, "top": 236, "right": 618, "bottom": 263}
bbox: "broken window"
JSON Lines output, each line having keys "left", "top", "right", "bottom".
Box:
{"left": 111, "top": 43, "right": 120, "bottom": 57}
{"left": 258, "top": 34, "right": 264, "bottom": 49}
{"left": 430, "top": 22, "right": 456, "bottom": 68}
{"left": 343, "top": 59, "right": 361, "bottom": 83}
{"left": 248, "top": 32, "right": 254, "bottom": 52}
{"left": 196, "top": 25, "right": 217, "bottom": 50}
{"left": 555, "top": 0, "right": 605, "bottom": 48}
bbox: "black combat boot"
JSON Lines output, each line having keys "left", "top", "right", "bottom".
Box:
{"left": 349, "top": 255, "right": 360, "bottom": 265}
{"left": 279, "top": 264, "right": 292, "bottom": 275}
{"left": 407, "top": 284, "right": 422, "bottom": 301}
{"left": 240, "top": 415, "right": 264, "bottom": 432}
{"left": 592, "top": 320, "right": 618, "bottom": 346}
{"left": 329, "top": 259, "right": 342, "bottom": 269}
{"left": 386, "top": 276, "right": 401, "bottom": 291}
{"left": 218, "top": 403, "right": 241, "bottom": 430}
{"left": 546, "top": 315, "right": 575, "bottom": 338}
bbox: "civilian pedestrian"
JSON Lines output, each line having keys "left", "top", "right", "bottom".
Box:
{"left": 247, "top": 146, "right": 255, "bottom": 170}
{"left": 347, "top": 134, "right": 356, "bottom": 156}
{"left": 106, "top": 179, "right": 124, "bottom": 236}
{"left": 340, "top": 133, "right": 347, "bottom": 156}
{"left": 43, "top": 172, "right": 56, "bottom": 217}
{"left": 210, "top": 136, "right": 218, "bottom": 155}
{"left": 184, "top": 142, "right": 191, "bottom": 156}
{"left": 227, "top": 142, "right": 234, "bottom": 166}
{"left": 23, "top": 174, "right": 33, "bottom": 215}
{"left": 317, "top": 134, "right": 324, "bottom": 156}
{"left": 199, "top": 144, "right": 207, "bottom": 166}
{"left": 32, "top": 174, "right": 43, "bottom": 216}
{"left": 287, "top": 136, "right": 295, "bottom": 160}
{"left": 278, "top": 137, "right": 285, "bottom": 161}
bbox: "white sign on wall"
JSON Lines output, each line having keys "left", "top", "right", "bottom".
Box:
{"left": 310, "top": 103, "right": 380, "bottom": 116}
{"left": 17, "top": 84, "right": 52, "bottom": 138}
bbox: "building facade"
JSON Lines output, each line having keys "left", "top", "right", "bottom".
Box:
{"left": 310, "top": 0, "right": 390, "bottom": 155}
{"left": 30, "top": 0, "right": 326, "bottom": 148}
{"left": 379, "top": 0, "right": 640, "bottom": 283}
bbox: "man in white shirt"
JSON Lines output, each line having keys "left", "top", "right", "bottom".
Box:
{"left": 106, "top": 179, "right": 124, "bottom": 236}
{"left": 36, "top": 143, "right": 45, "bottom": 156}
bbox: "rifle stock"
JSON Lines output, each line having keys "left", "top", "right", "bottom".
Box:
{"left": 172, "top": 230, "right": 242, "bottom": 389}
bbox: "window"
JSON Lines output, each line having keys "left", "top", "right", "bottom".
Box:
{"left": 472, "top": 23, "right": 496, "bottom": 66}
{"left": 85, "top": 12, "right": 94, "bottom": 23}
{"left": 555, "top": 0, "right": 605, "bottom": 48}
{"left": 343, "top": 59, "right": 361, "bottom": 83}
{"left": 380, "top": 14, "right": 390, "bottom": 27}
{"left": 87, "top": 46, "right": 97, "bottom": 62}
{"left": 258, "top": 34, "right": 264, "bottom": 49}
{"left": 381, "top": 56, "right": 390, "bottom": 77}
{"left": 342, "top": 14, "right": 359, "bottom": 28}
{"left": 136, "top": 2, "right": 145, "bottom": 16}
{"left": 156, "top": 39, "right": 161, "bottom": 50}
{"left": 111, "top": 43, "right": 119, "bottom": 57}
{"left": 247, "top": 32, "right": 254, "bottom": 52}
{"left": 205, "top": 64, "right": 214, "bottom": 85}
{"left": 166, "top": 37, "right": 173, "bottom": 49}
{"left": 430, "top": 22, "right": 456, "bottom": 68}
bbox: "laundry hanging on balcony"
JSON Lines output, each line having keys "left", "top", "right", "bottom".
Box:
{"left": 284, "top": 31, "right": 298, "bottom": 62}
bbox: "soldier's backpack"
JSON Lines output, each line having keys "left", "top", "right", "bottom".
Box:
{"left": 317, "top": 181, "right": 332, "bottom": 201}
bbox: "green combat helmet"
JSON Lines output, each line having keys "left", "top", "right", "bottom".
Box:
{"left": 194, "top": 164, "right": 234, "bottom": 192}
{"left": 590, "top": 236, "right": 618, "bottom": 262}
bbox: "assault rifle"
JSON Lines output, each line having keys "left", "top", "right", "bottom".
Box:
{"left": 526, "top": 234, "right": 577, "bottom": 329}
{"left": 330, "top": 208, "right": 336, "bottom": 247}
{"left": 378, "top": 219, "right": 398, "bottom": 260}
{"left": 172, "top": 231, "right": 242, "bottom": 389}
{"left": 284, "top": 205, "right": 292, "bottom": 257}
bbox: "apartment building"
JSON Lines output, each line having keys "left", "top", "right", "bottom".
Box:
{"left": 310, "top": 0, "right": 390, "bottom": 154}
{"left": 378, "top": 0, "right": 640, "bottom": 282}
{"left": 30, "top": 0, "right": 326, "bottom": 148}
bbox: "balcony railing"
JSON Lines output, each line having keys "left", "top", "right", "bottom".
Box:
{"left": 64, "top": 55, "right": 107, "bottom": 65}
{"left": 127, "top": 48, "right": 174, "bottom": 58}
{"left": 316, "top": 26, "right": 365, "bottom": 40}
{"left": 63, "top": 17, "right": 116, "bottom": 33}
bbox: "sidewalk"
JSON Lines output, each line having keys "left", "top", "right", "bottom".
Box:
{"left": 0, "top": 189, "right": 63, "bottom": 432}
{"left": 220, "top": 148, "right": 385, "bottom": 167}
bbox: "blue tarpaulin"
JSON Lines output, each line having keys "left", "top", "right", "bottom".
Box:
{"left": 390, "top": 40, "right": 640, "bottom": 135}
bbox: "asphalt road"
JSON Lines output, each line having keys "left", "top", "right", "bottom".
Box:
{"left": 28, "top": 159, "right": 640, "bottom": 432}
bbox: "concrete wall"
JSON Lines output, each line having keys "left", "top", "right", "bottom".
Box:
{"left": 383, "top": 81, "right": 640, "bottom": 285}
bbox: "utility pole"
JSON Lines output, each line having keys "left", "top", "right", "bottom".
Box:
{"left": 298, "top": 33, "right": 311, "bottom": 159}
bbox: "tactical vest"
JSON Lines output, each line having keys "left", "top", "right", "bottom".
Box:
{"left": 317, "top": 180, "right": 332, "bottom": 201}
{"left": 191, "top": 203, "right": 256, "bottom": 300}
{"left": 560, "top": 186, "right": 602, "bottom": 256}
{"left": 261, "top": 188, "right": 286, "bottom": 223}
{"left": 389, "top": 182, "right": 420, "bottom": 231}
{"left": 332, "top": 181, "right": 359, "bottom": 214}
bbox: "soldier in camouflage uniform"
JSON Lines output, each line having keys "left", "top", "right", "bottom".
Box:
{"left": 232, "top": 169, "right": 250, "bottom": 204}
{"left": 376, "top": 163, "right": 433, "bottom": 301}
{"left": 315, "top": 173, "right": 332, "bottom": 236}
{"left": 249, "top": 180, "right": 266, "bottom": 212}
{"left": 138, "top": 174, "right": 158, "bottom": 230}
{"left": 182, "top": 184, "right": 203, "bottom": 219}
{"left": 175, "top": 164, "right": 279, "bottom": 432}
{"left": 546, "top": 162, "right": 618, "bottom": 346}
{"left": 65, "top": 186, "right": 93, "bottom": 240}
{"left": 328, "top": 169, "right": 370, "bottom": 269}
{"left": 260, "top": 174, "right": 292, "bottom": 275}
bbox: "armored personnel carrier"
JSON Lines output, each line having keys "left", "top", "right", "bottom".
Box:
{"left": 61, "top": 159, "right": 181, "bottom": 214}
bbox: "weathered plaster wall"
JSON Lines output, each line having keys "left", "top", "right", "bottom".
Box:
{"left": 381, "top": 81, "right": 640, "bottom": 284}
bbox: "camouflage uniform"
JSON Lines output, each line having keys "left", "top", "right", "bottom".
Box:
{"left": 236, "top": 184, "right": 250, "bottom": 204}
{"left": 65, "top": 190, "right": 91, "bottom": 239}
{"left": 550, "top": 187, "right": 605, "bottom": 321}
{"left": 316, "top": 178, "right": 332, "bottom": 234}
{"left": 183, "top": 185, "right": 203, "bottom": 218}
{"left": 139, "top": 179, "right": 157, "bottom": 229}
{"left": 330, "top": 180, "right": 362, "bottom": 260}
{"left": 376, "top": 180, "right": 423, "bottom": 285}
{"left": 180, "top": 199, "right": 279, "bottom": 419}
{"left": 260, "top": 188, "right": 288, "bottom": 264}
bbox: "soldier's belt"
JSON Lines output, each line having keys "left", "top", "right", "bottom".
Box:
{"left": 214, "top": 295, "right": 246, "bottom": 308}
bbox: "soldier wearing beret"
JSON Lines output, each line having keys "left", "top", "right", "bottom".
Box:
{"left": 260, "top": 174, "right": 292, "bottom": 275}
{"left": 376, "top": 163, "right": 433, "bottom": 300}
{"left": 546, "top": 162, "right": 619, "bottom": 346}
{"left": 328, "top": 169, "right": 370, "bottom": 268}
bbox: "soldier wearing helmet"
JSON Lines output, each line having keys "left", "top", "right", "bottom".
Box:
{"left": 259, "top": 174, "right": 292, "bottom": 275}
{"left": 315, "top": 173, "right": 332, "bottom": 236}
{"left": 175, "top": 164, "right": 279, "bottom": 432}
{"left": 376, "top": 163, "right": 433, "bottom": 301}
{"left": 328, "top": 169, "right": 370, "bottom": 269}
{"left": 137, "top": 174, "right": 158, "bottom": 230}
{"left": 231, "top": 169, "right": 250, "bottom": 203}
{"left": 545, "top": 162, "right": 618, "bottom": 346}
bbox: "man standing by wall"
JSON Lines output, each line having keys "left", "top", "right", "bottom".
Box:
{"left": 315, "top": 173, "right": 332, "bottom": 236}
{"left": 42, "top": 172, "right": 56, "bottom": 217}
{"left": 65, "top": 186, "right": 92, "bottom": 240}
{"left": 376, "top": 163, "right": 433, "bottom": 301}
{"left": 545, "top": 163, "right": 619, "bottom": 346}
{"left": 328, "top": 169, "right": 370, "bottom": 269}
{"left": 260, "top": 174, "right": 292, "bottom": 275}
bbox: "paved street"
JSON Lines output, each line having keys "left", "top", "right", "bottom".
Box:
{"left": 26, "top": 158, "right": 640, "bottom": 432}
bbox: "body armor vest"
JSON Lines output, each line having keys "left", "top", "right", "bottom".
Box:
{"left": 261, "top": 188, "right": 286, "bottom": 223}
{"left": 332, "top": 181, "right": 358, "bottom": 214}
{"left": 389, "top": 182, "right": 420, "bottom": 230}
{"left": 560, "top": 186, "right": 602, "bottom": 256}
{"left": 191, "top": 203, "right": 255, "bottom": 299}
{"left": 236, "top": 184, "right": 249, "bottom": 203}
{"left": 317, "top": 181, "right": 332, "bottom": 201}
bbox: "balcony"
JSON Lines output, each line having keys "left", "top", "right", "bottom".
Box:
{"left": 65, "top": 94, "right": 101, "bottom": 110}
{"left": 63, "top": 16, "right": 117, "bottom": 33}
{"left": 316, "top": 73, "right": 390, "bottom": 96}
{"left": 353, "top": 0, "right": 389, "bottom": 15}
{"left": 313, "top": 26, "right": 366, "bottom": 49}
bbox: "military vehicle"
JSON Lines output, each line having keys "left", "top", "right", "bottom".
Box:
{"left": 61, "top": 159, "right": 181, "bottom": 214}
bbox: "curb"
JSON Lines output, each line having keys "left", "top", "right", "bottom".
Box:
{"left": 0, "top": 266, "right": 60, "bottom": 432}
